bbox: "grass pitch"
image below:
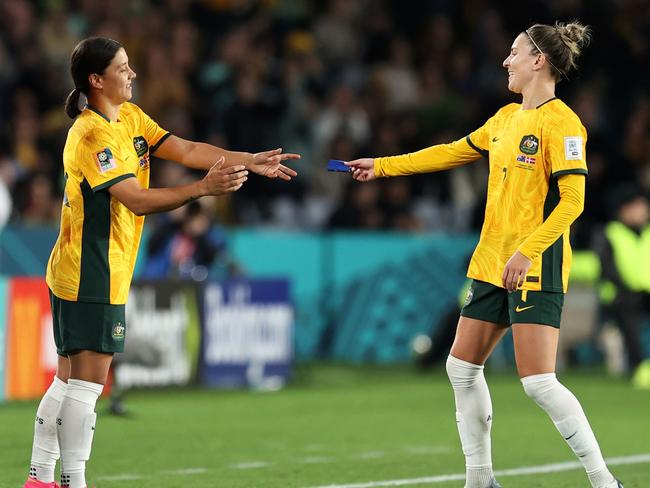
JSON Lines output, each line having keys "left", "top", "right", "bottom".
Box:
{"left": 1, "top": 365, "right": 648, "bottom": 487}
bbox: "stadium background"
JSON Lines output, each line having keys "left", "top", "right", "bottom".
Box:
{"left": 0, "top": 1, "right": 649, "bottom": 487}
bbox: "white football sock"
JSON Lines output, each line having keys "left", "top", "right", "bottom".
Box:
{"left": 57, "top": 379, "right": 103, "bottom": 488}
{"left": 29, "top": 376, "right": 67, "bottom": 482}
{"left": 446, "top": 355, "right": 494, "bottom": 488}
{"left": 521, "top": 373, "right": 616, "bottom": 488}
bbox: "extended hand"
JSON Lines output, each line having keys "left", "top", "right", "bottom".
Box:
{"left": 202, "top": 157, "right": 248, "bottom": 196}
{"left": 502, "top": 250, "right": 532, "bottom": 292}
{"left": 250, "top": 148, "right": 300, "bottom": 180}
{"left": 346, "top": 158, "right": 376, "bottom": 181}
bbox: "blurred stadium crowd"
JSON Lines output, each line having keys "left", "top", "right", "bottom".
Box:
{"left": 0, "top": 0, "right": 649, "bottom": 244}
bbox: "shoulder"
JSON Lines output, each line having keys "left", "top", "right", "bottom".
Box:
{"left": 542, "top": 99, "right": 585, "bottom": 133}
{"left": 121, "top": 102, "right": 146, "bottom": 119}
{"left": 67, "top": 112, "right": 111, "bottom": 149}
{"left": 492, "top": 103, "right": 520, "bottom": 120}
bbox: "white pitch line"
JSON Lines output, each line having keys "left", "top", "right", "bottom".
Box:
{"left": 306, "top": 453, "right": 650, "bottom": 488}
{"left": 358, "top": 452, "right": 386, "bottom": 459}
{"left": 300, "top": 456, "right": 334, "bottom": 464}
{"left": 231, "top": 461, "right": 271, "bottom": 469}
{"left": 161, "top": 467, "right": 209, "bottom": 475}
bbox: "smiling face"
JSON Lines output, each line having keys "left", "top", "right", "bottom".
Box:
{"left": 89, "top": 47, "right": 136, "bottom": 104}
{"left": 502, "top": 33, "right": 540, "bottom": 94}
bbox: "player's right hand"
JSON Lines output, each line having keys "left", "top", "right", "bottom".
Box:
{"left": 202, "top": 157, "right": 248, "bottom": 195}
{"left": 345, "top": 158, "right": 376, "bottom": 181}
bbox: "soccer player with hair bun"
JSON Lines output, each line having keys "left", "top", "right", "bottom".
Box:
{"left": 24, "top": 37, "right": 299, "bottom": 488}
{"left": 347, "top": 21, "right": 623, "bottom": 488}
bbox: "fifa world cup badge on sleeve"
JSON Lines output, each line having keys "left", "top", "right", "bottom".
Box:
{"left": 563, "top": 136, "right": 583, "bottom": 160}
{"left": 95, "top": 147, "right": 117, "bottom": 173}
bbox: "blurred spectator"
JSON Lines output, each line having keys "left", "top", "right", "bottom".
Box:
{"left": 0, "top": 0, "right": 647, "bottom": 236}
{"left": 142, "top": 200, "right": 241, "bottom": 282}
{"left": 0, "top": 153, "right": 17, "bottom": 228}
{"left": 15, "top": 172, "right": 60, "bottom": 225}
{"left": 327, "top": 179, "right": 383, "bottom": 230}
{"left": 593, "top": 185, "right": 650, "bottom": 386}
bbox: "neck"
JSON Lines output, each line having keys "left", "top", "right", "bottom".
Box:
{"left": 87, "top": 95, "right": 121, "bottom": 122}
{"left": 520, "top": 77, "right": 556, "bottom": 110}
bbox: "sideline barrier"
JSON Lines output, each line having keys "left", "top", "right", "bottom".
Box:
{"left": 202, "top": 279, "right": 293, "bottom": 389}
{"left": 0, "top": 277, "right": 293, "bottom": 400}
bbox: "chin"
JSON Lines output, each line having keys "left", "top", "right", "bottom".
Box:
{"left": 507, "top": 81, "right": 521, "bottom": 94}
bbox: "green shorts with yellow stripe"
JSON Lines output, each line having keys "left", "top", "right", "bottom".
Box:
{"left": 460, "top": 279, "right": 564, "bottom": 328}
{"left": 49, "top": 289, "right": 126, "bottom": 355}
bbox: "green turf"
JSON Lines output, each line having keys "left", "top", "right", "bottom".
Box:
{"left": 1, "top": 365, "right": 649, "bottom": 487}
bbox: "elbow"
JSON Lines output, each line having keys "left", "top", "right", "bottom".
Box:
{"left": 574, "top": 195, "right": 585, "bottom": 218}
{"left": 123, "top": 192, "right": 150, "bottom": 216}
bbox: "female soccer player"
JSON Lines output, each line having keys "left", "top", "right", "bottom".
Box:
{"left": 347, "top": 22, "right": 623, "bottom": 488}
{"left": 24, "top": 37, "right": 299, "bottom": 488}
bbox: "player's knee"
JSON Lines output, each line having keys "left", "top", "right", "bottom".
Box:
{"left": 446, "top": 355, "right": 484, "bottom": 390}
{"left": 521, "top": 372, "right": 557, "bottom": 404}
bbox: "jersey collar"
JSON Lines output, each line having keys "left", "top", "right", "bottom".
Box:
{"left": 86, "top": 104, "right": 117, "bottom": 123}
{"left": 535, "top": 97, "right": 558, "bottom": 109}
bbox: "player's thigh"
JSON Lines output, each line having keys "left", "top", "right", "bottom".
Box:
{"left": 512, "top": 324, "right": 559, "bottom": 377}
{"left": 69, "top": 350, "right": 114, "bottom": 385}
{"left": 452, "top": 280, "right": 510, "bottom": 364}
{"left": 450, "top": 316, "right": 509, "bottom": 365}
{"left": 509, "top": 289, "right": 563, "bottom": 377}
{"left": 56, "top": 355, "right": 70, "bottom": 382}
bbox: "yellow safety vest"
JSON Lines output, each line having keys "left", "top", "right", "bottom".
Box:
{"left": 605, "top": 221, "right": 650, "bottom": 293}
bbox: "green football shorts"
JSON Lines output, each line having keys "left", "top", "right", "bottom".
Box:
{"left": 49, "top": 289, "right": 126, "bottom": 355}
{"left": 460, "top": 279, "right": 564, "bottom": 328}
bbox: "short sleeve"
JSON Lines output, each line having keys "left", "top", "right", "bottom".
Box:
{"left": 546, "top": 116, "right": 588, "bottom": 177}
{"left": 134, "top": 105, "right": 170, "bottom": 154}
{"left": 76, "top": 128, "right": 135, "bottom": 192}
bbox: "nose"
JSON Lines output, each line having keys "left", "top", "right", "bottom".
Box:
{"left": 503, "top": 56, "right": 510, "bottom": 69}
{"left": 130, "top": 68, "right": 137, "bottom": 79}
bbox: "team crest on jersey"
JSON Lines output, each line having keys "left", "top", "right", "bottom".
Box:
{"left": 112, "top": 322, "right": 125, "bottom": 340}
{"left": 95, "top": 148, "right": 117, "bottom": 173}
{"left": 519, "top": 135, "right": 539, "bottom": 155}
{"left": 133, "top": 136, "right": 149, "bottom": 157}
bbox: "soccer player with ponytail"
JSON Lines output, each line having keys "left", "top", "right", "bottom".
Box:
{"left": 24, "top": 37, "right": 299, "bottom": 488}
{"left": 347, "top": 22, "right": 623, "bottom": 488}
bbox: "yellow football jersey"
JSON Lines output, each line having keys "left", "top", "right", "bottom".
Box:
{"left": 46, "top": 102, "right": 169, "bottom": 304}
{"left": 375, "top": 98, "right": 587, "bottom": 292}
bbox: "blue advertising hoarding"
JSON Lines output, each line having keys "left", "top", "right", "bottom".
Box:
{"left": 201, "top": 279, "right": 293, "bottom": 389}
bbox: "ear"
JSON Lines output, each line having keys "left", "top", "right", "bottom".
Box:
{"left": 532, "top": 53, "right": 545, "bottom": 72}
{"left": 88, "top": 73, "right": 103, "bottom": 90}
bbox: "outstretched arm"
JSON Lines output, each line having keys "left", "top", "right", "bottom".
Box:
{"left": 108, "top": 158, "right": 247, "bottom": 216}
{"left": 152, "top": 135, "right": 300, "bottom": 181}
{"left": 346, "top": 134, "right": 487, "bottom": 182}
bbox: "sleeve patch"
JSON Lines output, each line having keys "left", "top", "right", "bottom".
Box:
{"left": 95, "top": 148, "right": 117, "bottom": 173}
{"left": 563, "top": 136, "right": 583, "bottom": 160}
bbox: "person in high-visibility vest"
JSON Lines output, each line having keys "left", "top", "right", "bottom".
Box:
{"left": 593, "top": 184, "right": 650, "bottom": 386}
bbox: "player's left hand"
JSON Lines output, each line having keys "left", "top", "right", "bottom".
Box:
{"left": 249, "top": 148, "right": 300, "bottom": 180}
{"left": 502, "top": 251, "right": 532, "bottom": 292}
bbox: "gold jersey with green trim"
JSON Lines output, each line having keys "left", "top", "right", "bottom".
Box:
{"left": 375, "top": 98, "right": 588, "bottom": 293}
{"left": 467, "top": 98, "right": 587, "bottom": 292}
{"left": 46, "top": 102, "right": 170, "bottom": 304}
